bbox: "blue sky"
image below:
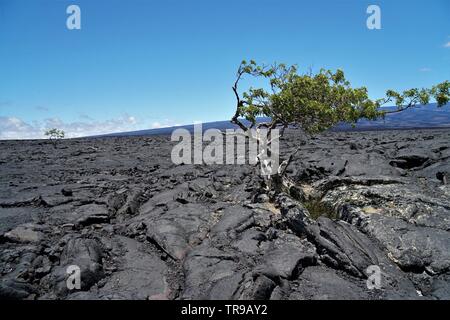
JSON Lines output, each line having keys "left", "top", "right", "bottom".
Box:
{"left": 0, "top": 0, "right": 449, "bottom": 138}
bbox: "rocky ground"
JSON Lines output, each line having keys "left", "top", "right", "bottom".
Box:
{"left": 0, "top": 128, "right": 449, "bottom": 300}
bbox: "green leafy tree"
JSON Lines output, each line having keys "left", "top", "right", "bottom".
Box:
{"left": 45, "top": 128, "right": 65, "bottom": 147}
{"left": 230, "top": 60, "right": 449, "bottom": 192}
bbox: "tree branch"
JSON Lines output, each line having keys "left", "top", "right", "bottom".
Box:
{"left": 231, "top": 68, "right": 250, "bottom": 132}
{"left": 277, "top": 138, "right": 307, "bottom": 175}
{"left": 382, "top": 98, "right": 419, "bottom": 114}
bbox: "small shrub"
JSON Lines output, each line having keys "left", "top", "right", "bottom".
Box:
{"left": 44, "top": 128, "right": 65, "bottom": 147}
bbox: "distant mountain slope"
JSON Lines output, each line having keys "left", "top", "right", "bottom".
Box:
{"left": 98, "top": 118, "right": 271, "bottom": 137}
{"left": 336, "top": 103, "right": 450, "bottom": 131}
{"left": 99, "top": 103, "right": 450, "bottom": 137}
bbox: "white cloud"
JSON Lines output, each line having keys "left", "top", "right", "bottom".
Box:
{"left": 151, "top": 122, "right": 163, "bottom": 129}
{"left": 0, "top": 117, "right": 40, "bottom": 139}
{"left": 0, "top": 114, "right": 142, "bottom": 140}
{"left": 127, "top": 116, "right": 137, "bottom": 124}
{"left": 1, "top": 115, "right": 207, "bottom": 140}
{"left": 444, "top": 41, "right": 450, "bottom": 48}
{"left": 150, "top": 119, "right": 186, "bottom": 129}
{"left": 419, "top": 67, "right": 431, "bottom": 72}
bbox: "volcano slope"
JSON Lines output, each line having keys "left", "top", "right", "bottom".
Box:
{"left": 0, "top": 128, "right": 449, "bottom": 300}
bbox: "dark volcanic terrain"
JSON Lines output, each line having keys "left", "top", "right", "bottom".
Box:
{"left": 0, "top": 128, "right": 449, "bottom": 300}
